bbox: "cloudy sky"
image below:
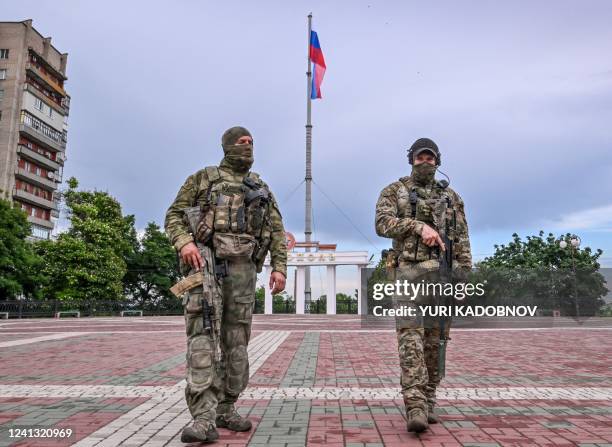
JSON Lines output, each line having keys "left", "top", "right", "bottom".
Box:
{"left": 5, "top": 0, "right": 612, "bottom": 296}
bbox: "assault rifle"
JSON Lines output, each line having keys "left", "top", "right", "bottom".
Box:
{"left": 436, "top": 195, "right": 454, "bottom": 378}
{"left": 170, "top": 206, "right": 225, "bottom": 362}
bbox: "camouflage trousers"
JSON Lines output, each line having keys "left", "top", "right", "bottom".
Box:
{"left": 183, "top": 258, "right": 256, "bottom": 425}
{"left": 393, "top": 261, "right": 450, "bottom": 414}
{"left": 397, "top": 324, "right": 450, "bottom": 413}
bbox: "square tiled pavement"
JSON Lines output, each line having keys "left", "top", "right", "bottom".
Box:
{"left": 0, "top": 316, "right": 611, "bottom": 446}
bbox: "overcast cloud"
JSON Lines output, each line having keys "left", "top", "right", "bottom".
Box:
{"left": 4, "top": 0, "right": 612, "bottom": 295}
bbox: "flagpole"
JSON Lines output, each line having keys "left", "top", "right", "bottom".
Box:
{"left": 304, "top": 13, "right": 313, "bottom": 312}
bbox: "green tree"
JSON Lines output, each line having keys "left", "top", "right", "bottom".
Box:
{"left": 123, "top": 222, "right": 180, "bottom": 309}
{"left": 336, "top": 292, "right": 357, "bottom": 314}
{"left": 311, "top": 295, "right": 327, "bottom": 314}
{"left": 254, "top": 286, "right": 292, "bottom": 313}
{"left": 273, "top": 291, "right": 294, "bottom": 313}
{"left": 35, "top": 178, "right": 135, "bottom": 302}
{"left": 366, "top": 256, "right": 390, "bottom": 314}
{"left": 0, "top": 198, "right": 45, "bottom": 299}
{"left": 475, "top": 231, "right": 607, "bottom": 316}
{"left": 254, "top": 286, "right": 265, "bottom": 314}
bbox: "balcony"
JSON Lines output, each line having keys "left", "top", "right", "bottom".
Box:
{"left": 25, "top": 62, "right": 67, "bottom": 98}
{"left": 28, "top": 215, "right": 54, "bottom": 230}
{"left": 17, "top": 145, "right": 62, "bottom": 171}
{"left": 19, "top": 112, "right": 65, "bottom": 152}
{"left": 14, "top": 167, "right": 57, "bottom": 190}
{"left": 24, "top": 83, "right": 68, "bottom": 116}
{"left": 62, "top": 95, "right": 71, "bottom": 112}
{"left": 13, "top": 188, "right": 57, "bottom": 211}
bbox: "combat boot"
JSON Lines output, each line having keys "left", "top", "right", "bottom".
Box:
{"left": 427, "top": 404, "right": 440, "bottom": 424}
{"left": 406, "top": 408, "right": 429, "bottom": 433}
{"left": 180, "top": 419, "right": 219, "bottom": 443}
{"left": 216, "top": 406, "right": 252, "bottom": 432}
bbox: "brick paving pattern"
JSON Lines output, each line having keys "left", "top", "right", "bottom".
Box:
{"left": 0, "top": 316, "right": 610, "bottom": 446}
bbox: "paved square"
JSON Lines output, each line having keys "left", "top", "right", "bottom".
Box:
{"left": 0, "top": 316, "right": 610, "bottom": 446}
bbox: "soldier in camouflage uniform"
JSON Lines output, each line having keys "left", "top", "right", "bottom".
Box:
{"left": 165, "top": 126, "right": 287, "bottom": 443}
{"left": 375, "top": 138, "right": 472, "bottom": 433}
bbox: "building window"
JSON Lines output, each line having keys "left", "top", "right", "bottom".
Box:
{"left": 0, "top": 49, "right": 8, "bottom": 59}
{"left": 34, "top": 97, "right": 44, "bottom": 111}
{"left": 0, "top": 89, "right": 4, "bottom": 101}
{"left": 0, "top": 69, "right": 6, "bottom": 80}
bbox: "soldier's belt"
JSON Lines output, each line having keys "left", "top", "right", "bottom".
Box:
{"left": 170, "top": 272, "right": 204, "bottom": 298}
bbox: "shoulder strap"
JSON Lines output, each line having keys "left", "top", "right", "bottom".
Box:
{"left": 198, "top": 166, "right": 222, "bottom": 206}
{"left": 444, "top": 190, "right": 457, "bottom": 229}
{"left": 205, "top": 166, "right": 221, "bottom": 182}
{"left": 395, "top": 178, "right": 418, "bottom": 218}
{"left": 441, "top": 189, "right": 453, "bottom": 208}
{"left": 409, "top": 187, "right": 418, "bottom": 218}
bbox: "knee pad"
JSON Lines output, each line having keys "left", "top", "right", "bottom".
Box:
{"left": 187, "top": 335, "right": 214, "bottom": 391}
{"left": 226, "top": 345, "right": 249, "bottom": 395}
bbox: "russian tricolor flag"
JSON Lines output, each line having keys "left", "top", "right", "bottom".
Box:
{"left": 309, "top": 31, "right": 326, "bottom": 99}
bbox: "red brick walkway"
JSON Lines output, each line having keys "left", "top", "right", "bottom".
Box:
{"left": 0, "top": 316, "right": 610, "bottom": 446}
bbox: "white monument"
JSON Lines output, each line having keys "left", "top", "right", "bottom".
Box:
{"left": 262, "top": 235, "right": 369, "bottom": 315}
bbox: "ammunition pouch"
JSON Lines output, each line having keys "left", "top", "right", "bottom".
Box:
{"left": 230, "top": 194, "right": 247, "bottom": 234}
{"left": 383, "top": 248, "right": 399, "bottom": 269}
{"left": 195, "top": 206, "right": 214, "bottom": 243}
{"left": 208, "top": 175, "right": 271, "bottom": 239}
{"left": 213, "top": 191, "right": 244, "bottom": 233}
{"left": 213, "top": 232, "right": 256, "bottom": 260}
{"left": 183, "top": 170, "right": 275, "bottom": 272}
{"left": 184, "top": 290, "right": 204, "bottom": 314}
{"left": 247, "top": 202, "right": 267, "bottom": 235}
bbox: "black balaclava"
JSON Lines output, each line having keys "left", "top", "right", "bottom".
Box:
{"left": 221, "top": 126, "right": 253, "bottom": 174}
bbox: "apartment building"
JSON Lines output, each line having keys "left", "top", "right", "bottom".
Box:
{"left": 0, "top": 19, "right": 70, "bottom": 239}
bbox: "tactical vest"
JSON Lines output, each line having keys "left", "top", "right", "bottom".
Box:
{"left": 394, "top": 177, "right": 457, "bottom": 264}
{"left": 197, "top": 166, "right": 273, "bottom": 270}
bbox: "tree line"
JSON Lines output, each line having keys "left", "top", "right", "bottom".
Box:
{"left": 1, "top": 178, "right": 609, "bottom": 316}
{"left": 1, "top": 177, "right": 179, "bottom": 307}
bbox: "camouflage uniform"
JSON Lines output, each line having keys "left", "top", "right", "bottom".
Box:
{"left": 165, "top": 130, "right": 287, "bottom": 438}
{"left": 375, "top": 159, "right": 471, "bottom": 423}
